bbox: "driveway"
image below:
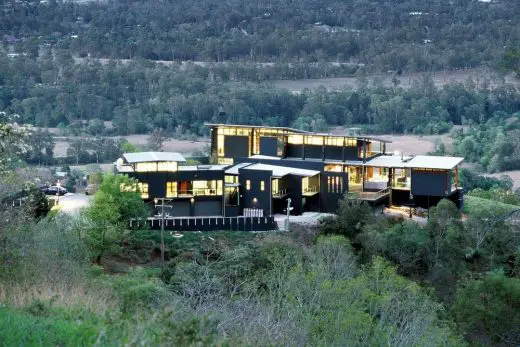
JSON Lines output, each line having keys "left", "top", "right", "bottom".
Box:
{"left": 51, "top": 193, "right": 92, "bottom": 214}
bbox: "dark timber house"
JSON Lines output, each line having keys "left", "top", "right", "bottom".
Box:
{"left": 116, "top": 124, "right": 464, "bottom": 230}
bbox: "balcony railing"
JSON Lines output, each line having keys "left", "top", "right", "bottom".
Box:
{"left": 303, "top": 186, "right": 319, "bottom": 196}
{"left": 349, "top": 187, "right": 390, "bottom": 201}
{"left": 392, "top": 181, "right": 410, "bottom": 190}
{"left": 272, "top": 188, "right": 288, "bottom": 198}
{"left": 177, "top": 189, "right": 221, "bottom": 197}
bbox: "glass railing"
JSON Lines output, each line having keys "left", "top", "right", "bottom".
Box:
{"left": 272, "top": 188, "right": 288, "bottom": 198}
{"left": 303, "top": 186, "right": 319, "bottom": 195}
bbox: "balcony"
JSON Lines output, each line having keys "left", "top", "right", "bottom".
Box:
{"left": 177, "top": 188, "right": 221, "bottom": 197}
{"left": 303, "top": 186, "right": 319, "bottom": 196}
{"left": 348, "top": 187, "right": 390, "bottom": 202}
{"left": 272, "top": 188, "right": 288, "bottom": 198}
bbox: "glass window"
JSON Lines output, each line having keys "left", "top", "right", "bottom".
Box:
{"left": 225, "top": 175, "right": 238, "bottom": 184}
{"left": 260, "top": 181, "right": 265, "bottom": 191}
{"left": 272, "top": 178, "right": 279, "bottom": 194}
{"left": 224, "top": 186, "right": 239, "bottom": 206}
{"left": 305, "top": 136, "right": 323, "bottom": 145}
{"left": 166, "top": 182, "right": 177, "bottom": 198}
{"left": 157, "top": 162, "right": 178, "bottom": 172}
{"left": 325, "top": 164, "right": 342, "bottom": 172}
{"left": 345, "top": 138, "right": 357, "bottom": 147}
{"left": 135, "top": 162, "right": 157, "bottom": 172}
{"left": 120, "top": 183, "right": 136, "bottom": 192}
{"left": 246, "top": 180, "right": 251, "bottom": 190}
{"left": 138, "top": 183, "right": 149, "bottom": 199}
{"left": 217, "top": 157, "right": 234, "bottom": 165}
{"left": 325, "top": 137, "right": 344, "bottom": 146}
{"left": 288, "top": 135, "right": 303, "bottom": 145}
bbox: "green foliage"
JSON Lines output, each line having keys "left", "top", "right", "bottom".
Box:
{"left": 23, "top": 187, "right": 50, "bottom": 220}
{"left": 318, "top": 197, "right": 373, "bottom": 239}
{"left": 83, "top": 174, "right": 148, "bottom": 262}
{"left": 467, "top": 187, "right": 520, "bottom": 206}
{"left": 120, "top": 140, "right": 140, "bottom": 153}
{"left": 453, "top": 272, "right": 520, "bottom": 345}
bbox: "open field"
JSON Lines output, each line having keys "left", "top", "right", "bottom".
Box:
{"left": 53, "top": 134, "right": 209, "bottom": 158}
{"left": 483, "top": 171, "right": 520, "bottom": 190}
{"left": 270, "top": 69, "right": 519, "bottom": 93}
{"left": 330, "top": 127, "right": 453, "bottom": 155}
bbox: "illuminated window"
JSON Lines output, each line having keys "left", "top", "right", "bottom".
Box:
{"left": 345, "top": 138, "right": 357, "bottom": 147}
{"left": 166, "top": 182, "right": 177, "bottom": 198}
{"left": 120, "top": 183, "right": 136, "bottom": 192}
{"left": 217, "top": 157, "right": 234, "bottom": 165}
{"left": 217, "top": 134, "right": 225, "bottom": 156}
{"left": 246, "top": 180, "right": 251, "bottom": 190}
{"left": 305, "top": 136, "right": 324, "bottom": 146}
{"left": 272, "top": 178, "right": 279, "bottom": 194}
{"left": 325, "top": 164, "right": 342, "bottom": 172}
{"left": 260, "top": 181, "right": 265, "bottom": 191}
{"left": 135, "top": 162, "right": 157, "bottom": 172}
{"left": 325, "top": 137, "right": 344, "bottom": 146}
{"left": 217, "top": 180, "right": 223, "bottom": 195}
{"left": 191, "top": 180, "right": 223, "bottom": 196}
{"left": 138, "top": 183, "right": 149, "bottom": 199}
{"left": 158, "top": 162, "right": 178, "bottom": 172}
{"left": 225, "top": 175, "right": 238, "bottom": 184}
{"left": 287, "top": 135, "right": 303, "bottom": 145}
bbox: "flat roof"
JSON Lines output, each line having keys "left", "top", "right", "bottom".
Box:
{"left": 364, "top": 155, "right": 413, "bottom": 168}
{"left": 249, "top": 155, "right": 282, "bottom": 160}
{"left": 244, "top": 163, "right": 320, "bottom": 178}
{"left": 123, "top": 152, "right": 186, "bottom": 163}
{"left": 225, "top": 162, "right": 253, "bottom": 175}
{"left": 404, "top": 155, "right": 464, "bottom": 170}
{"left": 205, "top": 123, "right": 311, "bottom": 134}
{"left": 178, "top": 164, "right": 228, "bottom": 171}
{"left": 206, "top": 123, "right": 391, "bottom": 142}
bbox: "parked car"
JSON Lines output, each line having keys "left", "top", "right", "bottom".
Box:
{"left": 40, "top": 186, "right": 68, "bottom": 196}
{"left": 84, "top": 184, "right": 98, "bottom": 195}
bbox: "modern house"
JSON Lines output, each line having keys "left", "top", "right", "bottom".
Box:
{"left": 116, "top": 124, "right": 463, "bottom": 229}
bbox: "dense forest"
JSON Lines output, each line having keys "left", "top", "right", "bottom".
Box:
{"left": 2, "top": 0, "right": 519, "bottom": 72}
{"left": 2, "top": 52, "right": 520, "bottom": 137}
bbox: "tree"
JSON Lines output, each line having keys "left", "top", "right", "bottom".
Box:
{"left": 24, "top": 187, "right": 50, "bottom": 221}
{"left": 83, "top": 174, "right": 148, "bottom": 263}
{"left": 147, "top": 129, "right": 167, "bottom": 151}
{"left": 318, "top": 197, "right": 373, "bottom": 239}
{"left": 0, "top": 112, "right": 31, "bottom": 175}
{"left": 453, "top": 272, "right": 520, "bottom": 345}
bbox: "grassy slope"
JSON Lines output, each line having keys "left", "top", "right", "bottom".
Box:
{"left": 463, "top": 195, "right": 519, "bottom": 216}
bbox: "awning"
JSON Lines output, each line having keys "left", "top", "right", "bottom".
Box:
{"left": 243, "top": 163, "right": 320, "bottom": 178}
{"left": 123, "top": 152, "right": 186, "bottom": 163}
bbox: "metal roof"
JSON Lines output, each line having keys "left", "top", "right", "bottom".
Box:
{"left": 249, "top": 155, "right": 281, "bottom": 160}
{"left": 178, "top": 164, "right": 228, "bottom": 171}
{"left": 225, "top": 162, "right": 253, "bottom": 175}
{"left": 205, "top": 123, "right": 311, "bottom": 134}
{"left": 404, "top": 155, "right": 464, "bottom": 170}
{"left": 364, "top": 155, "right": 413, "bottom": 168}
{"left": 244, "top": 163, "right": 320, "bottom": 178}
{"left": 123, "top": 152, "right": 186, "bottom": 163}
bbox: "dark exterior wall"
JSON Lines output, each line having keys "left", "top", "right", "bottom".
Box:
{"left": 194, "top": 201, "right": 222, "bottom": 216}
{"left": 224, "top": 135, "right": 249, "bottom": 158}
{"left": 391, "top": 188, "right": 463, "bottom": 209}
{"left": 304, "top": 145, "right": 322, "bottom": 159}
{"left": 286, "top": 144, "right": 303, "bottom": 158}
{"left": 344, "top": 147, "right": 359, "bottom": 160}
{"left": 127, "top": 169, "right": 225, "bottom": 200}
{"left": 260, "top": 137, "right": 278, "bottom": 157}
{"left": 411, "top": 170, "right": 450, "bottom": 197}
{"left": 320, "top": 172, "right": 348, "bottom": 213}
{"left": 285, "top": 174, "right": 303, "bottom": 215}
{"left": 324, "top": 146, "right": 342, "bottom": 160}
{"left": 238, "top": 168, "right": 272, "bottom": 216}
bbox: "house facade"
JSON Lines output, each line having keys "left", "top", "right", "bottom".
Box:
{"left": 116, "top": 124, "right": 463, "bottom": 224}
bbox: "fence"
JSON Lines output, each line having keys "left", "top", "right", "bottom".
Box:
{"left": 131, "top": 215, "right": 277, "bottom": 232}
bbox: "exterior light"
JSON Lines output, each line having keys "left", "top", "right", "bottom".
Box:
{"left": 154, "top": 198, "right": 158, "bottom": 204}
{"left": 253, "top": 197, "right": 258, "bottom": 203}
{"left": 190, "top": 198, "right": 195, "bottom": 203}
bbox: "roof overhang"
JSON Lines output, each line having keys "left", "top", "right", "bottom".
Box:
{"left": 244, "top": 163, "right": 320, "bottom": 178}
{"left": 123, "top": 152, "right": 186, "bottom": 163}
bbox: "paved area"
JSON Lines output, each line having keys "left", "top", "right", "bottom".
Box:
{"left": 51, "top": 193, "right": 92, "bottom": 214}
{"left": 274, "top": 212, "right": 333, "bottom": 227}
